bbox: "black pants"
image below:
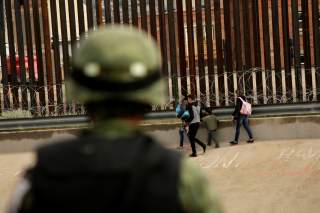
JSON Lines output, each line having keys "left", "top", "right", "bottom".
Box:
{"left": 188, "top": 122, "right": 206, "bottom": 155}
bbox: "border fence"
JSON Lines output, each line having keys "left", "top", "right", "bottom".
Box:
{"left": 0, "top": 0, "right": 320, "bottom": 116}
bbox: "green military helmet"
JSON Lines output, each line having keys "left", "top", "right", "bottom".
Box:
{"left": 67, "top": 25, "right": 167, "bottom": 106}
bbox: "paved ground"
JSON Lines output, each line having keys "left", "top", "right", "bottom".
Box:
{"left": 1, "top": 136, "right": 320, "bottom": 213}
{"left": 189, "top": 139, "right": 320, "bottom": 213}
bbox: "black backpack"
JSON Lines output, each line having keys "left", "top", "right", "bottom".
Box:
{"left": 24, "top": 133, "right": 184, "bottom": 213}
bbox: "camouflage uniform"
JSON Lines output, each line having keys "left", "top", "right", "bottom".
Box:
{"left": 7, "top": 26, "right": 222, "bottom": 213}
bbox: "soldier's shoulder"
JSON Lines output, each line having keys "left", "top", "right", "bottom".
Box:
{"left": 179, "top": 158, "right": 205, "bottom": 182}
{"left": 178, "top": 158, "right": 223, "bottom": 213}
{"left": 37, "top": 136, "right": 82, "bottom": 154}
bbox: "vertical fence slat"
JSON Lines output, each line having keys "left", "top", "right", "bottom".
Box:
{"left": 32, "top": 0, "right": 46, "bottom": 113}
{"left": 0, "top": 0, "right": 9, "bottom": 110}
{"left": 76, "top": 1, "right": 86, "bottom": 114}
{"left": 248, "top": 1, "right": 255, "bottom": 68}
{"left": 262, "top": 0, "right": 272, "bottom": 103}
{"left": 242, "top": 0, "right": 252, "bottom": 69}
{"left": 213, "top": 0, "right": 223, "bottom": 106}
{"left": 149, "top": 0, "right": 157, "bottom": 39}
{"left": 23, "top": 0, "right": 35, "bottom": 85}
{"left": 41, "top": 0, "right": 55, "bottom": 113}
{"left": 122, "top": 0, "right": 129, "bottom": 24}
{"left": 204, "top": 0, "right": 215, "bottom": 106}
{"left": 158, "top": 0, "right": 168, "bottom": 77}
{"left": 252, "top": 0, "right": 263, "bottom": 103}
{"left": 96, "top": 0, "right": 103, "bottom": 25}
{"left": 302, "top": 0, "right": 312, "bottom": 99}
{"left": 77, "top": 0, "right": 85, "bottom": 36}
{"left": 59, "top": 0, "right": 70, "bottom": 79}
{"left": 23, "top": 0, "right": 36, "bottom": 112}
{"left": 167, "top": 0, "right": 178, "bottom": 100}
{"left": 195, "top": 0, "right": 206, "bottom": 100}
{"left": 86, "top": 0, "right": 94, "bottom": 29}
{"left": 271, "top": 0, "right": 282, "bottom": 101}
{"left": 104, "top": 0, "right": 112, "bottom": 24}
{"left": 5, "top": 0, "right": 19, "bottom": 109}
{"left": 291, "top": 0, "right": 301, "bottom": 101}
{"left": 233, "top": 0, "right": 243, "bottom": 102}
{"left": 14, "top": 1, "right": 28, "bottom": 110}
{"left": 113, "top": 0, "right": 120, "bottom": 23}
{"left": 312, "top": 0, "right": 320, "bottom": 68}
{"left": 281, "top": 0, "right": 292, "bottom": 100}
{"left": 131, "top": 0, "right": 138, "bottom": 26}
{"left": 223, "top": 0, "right": 233, "bottom": 105}
{"left": 68, "top": 0, "right": 77, "bottom": 113}
{"left": 50, "top": 0, "right": 63, "bottom": 113}
{"left": 186, "top": 0, "right": 197, "bottom": 96}
{"left": 59, "top": 0, "right": 69, "bottom": 112}
{"left": 242, "top": 0, "right": 253, "bottom": 99}
{"left": 233, "top": 0, "right": 242, "bottom": 72}
{"left": 312, "top": 0, "right": 320, "bottom": 96}
{"left": 140, "top": 0, "right": 148, "bottom": 31}
{"left": 176, "top": 0, "right": 187, "bottom": 95}
{"left": 252, "top": 0, "right": 261, "bottom": 68}
{"left": 68, "top": 0, "right": 77, "bottom": 46}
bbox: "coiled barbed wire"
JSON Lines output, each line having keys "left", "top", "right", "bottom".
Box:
{"left": 154, "top": 67, "right": 320, "bottom": 110}
{"left": 0, "top": 67, "right": 320, "bottom": 116}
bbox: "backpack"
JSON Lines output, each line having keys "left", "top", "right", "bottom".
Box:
{"left": 28, "top": 134, "right": 183, "bottom": 213}
{"left": 238, "top": 97, "right": 252, "bottom": 115}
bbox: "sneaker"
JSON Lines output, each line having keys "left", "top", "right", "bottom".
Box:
{"left": 189, "top": 153, "right": 197, "bottom": 157}
{"left": 247, "top": 139, "right": 254, "bottom": 143}
{"left": 215, "top": 144, "right": 220, "bottom": 148}
{"left": 229, "top": 141, "right": 238, "bottom": 145}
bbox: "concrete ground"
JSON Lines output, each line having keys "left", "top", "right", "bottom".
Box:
{"left": 1, "top": 136, "right": 320, "bottom": 213}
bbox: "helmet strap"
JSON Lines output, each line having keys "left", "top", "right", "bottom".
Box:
{"left": 71, "top": 67, "right": 161, "bottom": 92}
{"left": 86, "top": 99, "right": 152, "bottom": 119}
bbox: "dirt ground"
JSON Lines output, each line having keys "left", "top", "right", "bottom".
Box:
{"left": 1, "top": 138, "right": 320, "bottom": 213}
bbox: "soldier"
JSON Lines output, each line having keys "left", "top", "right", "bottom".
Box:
{"left": 7, "top": 26, "right": 222, "bottom": 213}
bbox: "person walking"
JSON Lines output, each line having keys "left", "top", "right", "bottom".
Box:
{"left": 176, "top": 96, "right": 188, "bottom": 149}
{"left": 7, "top": 26, "right": 222, "bottom": 213}
{"left": 202, "top": 109, "right": 219, "bottom": 148}
{"left": 230, "top": 90, "right": 254, "bottom": 145}
{"left": 185, "top": 94, "right": 207, "bottom": 157}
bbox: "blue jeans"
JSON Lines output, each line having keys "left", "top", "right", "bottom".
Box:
{"left": 234, "top": 115, "right": 253, "bottom": 142}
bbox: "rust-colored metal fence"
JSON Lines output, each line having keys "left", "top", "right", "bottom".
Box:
{"left": 0, "top": 0, "right": 320, "bottom": 116}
